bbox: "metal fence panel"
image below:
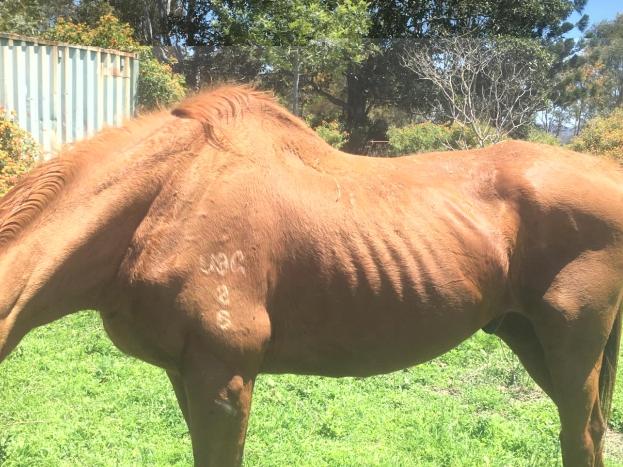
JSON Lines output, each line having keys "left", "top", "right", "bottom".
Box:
{"left": 0, "top": 33, "right": 139, "bottom": 156}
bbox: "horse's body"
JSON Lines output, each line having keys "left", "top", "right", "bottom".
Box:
{"left": 0, "top": 86, "right": 622, "bottom": 466}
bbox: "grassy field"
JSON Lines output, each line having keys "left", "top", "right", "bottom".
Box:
{"left": 0, "top": 312, "right": 622, "bottom": 466}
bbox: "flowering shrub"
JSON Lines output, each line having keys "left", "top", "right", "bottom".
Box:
{"left": 571, "top": 109, "right": 623, "bottom": 160}
{"left": 0, "top": 111, "right": 40, "bottom": 196}
{"left": 44, "top": 14, "right": 186, "bottom": 110}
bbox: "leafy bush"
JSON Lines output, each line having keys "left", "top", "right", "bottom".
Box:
{"left": 525, "top": 127, "right": 560, "bottom": 146}
{"left": 136, "top": 58, "right": 186, "bottom": 110}
{"left": 387, "top": 122, "right": 484, "bottom": 155}
{"left": 447, "top": 123, "right": 482, "bottom": 150}
{"left": 314, "top": 120, "right": 348, "bottom": 149}
{"left": 388, "top": 122, "right": 451, "bottom": 155}
{"left": 0, "top": 111, "right": 40, "bottom": 196}
{"left": 43, "top": 14, "right": 186, "bottom": 110}
{"left": 570, "top": 108, "right": 623, "bottom": 160}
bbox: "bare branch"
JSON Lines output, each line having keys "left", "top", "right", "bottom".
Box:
{"left": 401, "top": 36, "right": 551, "bottom": 147}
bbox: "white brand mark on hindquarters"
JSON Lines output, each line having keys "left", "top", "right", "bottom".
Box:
{"left": 202, "top": 250, "right": 247, "bottom": 331}
{"left": 229, "top": 250, "right": 246, "bottom": 275}
{"left": 215, "top": 284, "right": 230, "bottom": 306}
{"left": 200, "top": 250, "right": 246, "bottom": 276}
{"left": 204, "top": 252, "right": 229, "bottom": 276}
{"left": 216, "top": 309, "right": 232, "bottom": 330}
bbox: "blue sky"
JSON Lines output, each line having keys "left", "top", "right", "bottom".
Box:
{"left": 567, "top": 0, "right": 622, "bottom": 38}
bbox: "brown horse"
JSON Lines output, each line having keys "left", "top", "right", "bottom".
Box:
{"left": 0, "top": 86, "right": 621, "bottom": 466}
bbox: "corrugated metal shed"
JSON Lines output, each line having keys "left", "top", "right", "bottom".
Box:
{"left": 0, "top": 32, "right": 139, "bottom": 156}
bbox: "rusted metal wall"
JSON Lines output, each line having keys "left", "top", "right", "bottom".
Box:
{"left": 0, "top": 32, "right": 139, "bottom": 156}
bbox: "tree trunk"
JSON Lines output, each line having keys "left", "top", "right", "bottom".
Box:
{"left": 342, "top": 67, "right": 370, "bottom": 153}
{"left": 292, "top": 49, "right": 300, "bottom": 116}
{"left": 575, "top": 100, "right": 585, "bottom": 136}
{"left": 555, "top": 116, "right": 563, "bottom": 137}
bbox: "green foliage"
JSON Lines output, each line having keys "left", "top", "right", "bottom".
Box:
{"left": 0, "top": 0, "right": 113, "bottom": 35}
{"left": 135, "top": 57, "right": 186, "bottom": 111}
{"left": 387, "top": 122, "right": 484, "bottom": 155}
{"left": 525, "top": 127, "right": 561, "bottom": 146}
{"left": 336, "top": 0, "right": 584, "bottom": 149}
{"left": 0, "top": 1, "right": 600, "bottom": 150}
{"left": 447, "top": 123, "right": 483, "bottom": 149}
{"left": 368, "top": 0, "right": 582, "bottom": 38}
{"left": 314, "top": 121, "right": 349, "bottom": 149}
{"left": 0, "top": 111, "right": 40, "bottom": 196}
{"left": 43, "top": 14, "right": 136, "bottom": 50}
{"left": 583, "top": 14, "right": 623, "bottom": 111}
{"left": 74, "top": 0, "right": 114, "bottom": 26}
{"left": 241, "top": 0, "right": 371, "bottom": 114}
{"left": 388, "top": 122, "right": 452, "bottom": 154}
{"left": 570, "top": 108, "right": 623, "bottom": 159}
{"left": 245, "top": 0, "right": 370, "bottom": 49}
{"left": 0, "top": 0, "right": 74, "bottom": 35}
{"left": 43, "top": 14, "right": 186, "bottom": 110}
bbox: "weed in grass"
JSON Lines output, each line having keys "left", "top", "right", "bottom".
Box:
{"left": 0, "top": 435, "right": 11, "bottom": 464}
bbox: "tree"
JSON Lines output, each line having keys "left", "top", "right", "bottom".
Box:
{"left": 0, "top": 0, "right": 74, "bottom": 35}
{"left": 402, "top": 36, "right": 555, "bottom": 146}
{"left": 232, "top": 0, "right": 370, "bottom": 116}
{"left": 584, "top": 14, "right": 623, "bottom": 110}
{"left": 0, "top": 0, "right": 120, "bottom": 35}
{"left": 310, "top": 0, "right": 588, "bottom": 150}
{"left": 557, "top": 59, "right": 609, "bottom": 136}
{"left": 538, "top": 14, "right": 622, "bottom": 138}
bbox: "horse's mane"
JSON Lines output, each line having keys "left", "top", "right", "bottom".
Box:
{"left": 172, "top": 85, "right": 316, "bottom": 143}
{"left": 0, "top": 108, "right": 176, "bottom": 248}
{"left": 0, "top": 158, "right": 73, "bottom": 247}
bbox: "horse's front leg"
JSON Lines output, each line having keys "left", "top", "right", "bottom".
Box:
{"left": 179, "top": 341, "right": 257, "bottom": 467}
{"left": 167, "top": 370, "right": 190, "bottom": 426}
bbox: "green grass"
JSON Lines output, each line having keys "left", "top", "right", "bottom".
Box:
{"left": 0, "top": 311, "right": 621, "bottom": 466}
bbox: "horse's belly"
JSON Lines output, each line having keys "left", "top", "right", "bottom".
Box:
{"left": 262, "top": 292, "right": 495, "bottom": 377}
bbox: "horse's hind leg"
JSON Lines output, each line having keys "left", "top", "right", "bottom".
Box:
{"left": 495, "top": 311, "right": 607, "bottom": 466}
{"left": 535, "top": 303, "right": 611, "bottom": 467}
{"left": 528, "top": 261, "right": 622, "bottom": 467}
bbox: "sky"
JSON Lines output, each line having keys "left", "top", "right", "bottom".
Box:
{"left": 567, "top": 0, "right": 622, "bottom": 38}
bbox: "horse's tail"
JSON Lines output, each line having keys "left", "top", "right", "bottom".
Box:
{"left": 600, "top": 303, "right": 622, "bottom": 425}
